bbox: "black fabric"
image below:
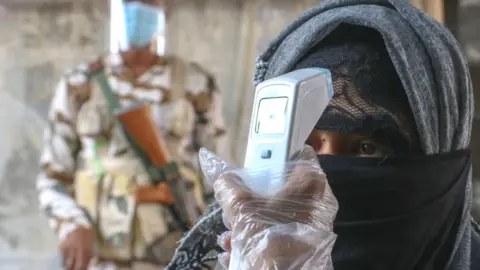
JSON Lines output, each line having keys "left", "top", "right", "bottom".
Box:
{"left": 317, "top": 150, "right": 471, "bottom": 270}
{"left": 471, "top": 221, "right": 480, "bottom": 267}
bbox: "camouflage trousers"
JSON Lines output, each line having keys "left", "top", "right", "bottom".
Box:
{"left": 87, "top": 230, "right": 183, "bottom": 270}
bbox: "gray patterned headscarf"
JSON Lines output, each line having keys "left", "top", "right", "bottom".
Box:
{"left": 166, "top": 1, "right": 475, "bottom": 269}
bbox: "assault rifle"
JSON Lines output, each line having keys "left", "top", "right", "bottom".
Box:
{"left": 89, "top": 60, "right": 192, "bottom": 231}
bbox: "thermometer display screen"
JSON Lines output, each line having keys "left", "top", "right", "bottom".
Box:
{"left": 255, "top": 97, "right": 289, "bottom": 134}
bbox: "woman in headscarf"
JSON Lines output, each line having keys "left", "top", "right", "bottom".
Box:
{"left": 166, "top": 0, "right": 480, "bottom": 269}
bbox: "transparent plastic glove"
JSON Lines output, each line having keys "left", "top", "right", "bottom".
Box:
{"left": 199, "top": 145, "right": 338, "bottom": 270}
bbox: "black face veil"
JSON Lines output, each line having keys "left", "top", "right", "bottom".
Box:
{"left": 290, "top": 23, "right": 472, "bottom": 270}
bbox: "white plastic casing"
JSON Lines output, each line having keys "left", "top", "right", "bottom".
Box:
{"left": 242, "top": 68, "right": 333, "bottom": 196}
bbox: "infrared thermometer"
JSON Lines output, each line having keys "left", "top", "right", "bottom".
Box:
{"left": 242, "top": 68, "right": 334, "bottom": 196}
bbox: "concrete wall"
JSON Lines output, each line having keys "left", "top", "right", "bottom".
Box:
{"left": 0, "top": 0, "right": 478, "bottom": 269}
{"left": 0, "top": 1, "right": 107, "bottom": 269}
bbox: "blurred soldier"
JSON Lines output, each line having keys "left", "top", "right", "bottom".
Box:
{"left": 36, "top": 0, "right": 225, "bottom": 269}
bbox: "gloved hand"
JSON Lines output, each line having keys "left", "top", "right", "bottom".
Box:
{"left": 199, "top": 146, "right": 338, "bottom": 270}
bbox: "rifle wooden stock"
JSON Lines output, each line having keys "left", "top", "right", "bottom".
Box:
{"left": 135, "top": 183, "right": 175, "bottom": 205}
{"left": 115, "top": 103, "right": 171, "bottom": 167}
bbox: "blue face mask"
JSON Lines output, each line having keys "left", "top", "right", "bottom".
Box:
{"left": 123, "top": 2, "right": 165, "bottom": 48}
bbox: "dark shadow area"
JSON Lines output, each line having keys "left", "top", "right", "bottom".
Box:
{"left": 470, "top": 64, "right": 480, "bottom": 221}
{"left": 456, "top": 0, "right": 480, "bottom": 221}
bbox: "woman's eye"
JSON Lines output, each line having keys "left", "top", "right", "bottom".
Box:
{"left": 359, "top": 141, "right": 378, "bottom": 156}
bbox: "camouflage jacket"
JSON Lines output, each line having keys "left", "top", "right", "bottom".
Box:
{"left": 36, "top": 53, "right": 225, "bottom": 255}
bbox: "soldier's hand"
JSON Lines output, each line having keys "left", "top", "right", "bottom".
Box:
{"left": 135, "top": 183, "right": 175, "bottom": 205}
{"left": 60, "top": 226, "right": 94, "bottom": 270}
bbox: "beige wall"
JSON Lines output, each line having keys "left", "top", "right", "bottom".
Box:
{"left": 410, "top": 0, "right": 444, "bottom": 23}
{"left": 0, "top": 2, "right": 106, "bottom": 269}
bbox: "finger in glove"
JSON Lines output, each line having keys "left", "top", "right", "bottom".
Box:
{"left": 217, "top": 231, "right": 232, "bottom": 251}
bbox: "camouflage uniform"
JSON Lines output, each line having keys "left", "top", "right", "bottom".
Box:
{"left": 36, "top": 52, "right": 225, "bottom": 269}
